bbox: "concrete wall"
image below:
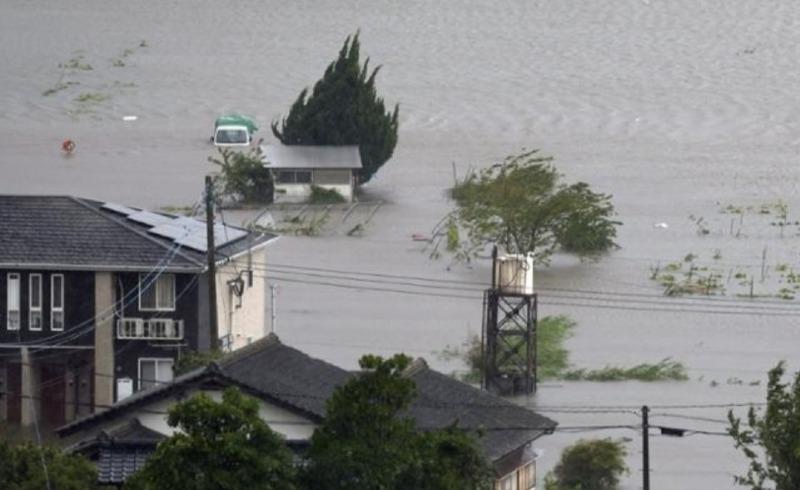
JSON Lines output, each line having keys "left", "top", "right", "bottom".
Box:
{"left": 215, "top": 247, "right": 268, "bottom": 351}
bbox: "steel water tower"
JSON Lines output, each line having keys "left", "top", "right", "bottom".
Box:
{"left": 482, "top": 248, "right": 538, "bottom": 396}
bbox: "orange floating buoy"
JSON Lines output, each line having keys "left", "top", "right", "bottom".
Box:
{"left": 61, "top": 139, "right": 76, "bottom": 154}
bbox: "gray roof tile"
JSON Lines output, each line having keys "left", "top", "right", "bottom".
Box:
{"left": 0, "top": 195, "right": 276, "bottom": 272}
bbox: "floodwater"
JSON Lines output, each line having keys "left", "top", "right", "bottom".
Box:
{"left": 2, "top": 0, "right": 800, "bottom": 487}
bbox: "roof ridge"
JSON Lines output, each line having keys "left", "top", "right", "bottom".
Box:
{"left": 219, "top": 332, "right": 281, "bottom": 367}
{"left": 402, "top": 357, "right": 429, "bottom": 377}
{"left": 69, "top": 196, "right": 206, "bottom": 268}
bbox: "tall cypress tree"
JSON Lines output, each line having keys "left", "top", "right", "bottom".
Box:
{"left": 272, "top": 33, "right": 399, "bottom": 183}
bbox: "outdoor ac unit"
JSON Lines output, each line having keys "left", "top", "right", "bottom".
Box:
{"left": 494, "top": 254, "right": 534, "bottom": 295}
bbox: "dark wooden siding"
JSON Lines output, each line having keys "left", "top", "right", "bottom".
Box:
{"left": 114, "top": 272, "right": 200, "bottom": 393}
{"left": 0, "top": 270, "right": 94, "bottom": 345}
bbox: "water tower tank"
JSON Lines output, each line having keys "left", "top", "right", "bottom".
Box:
{"left": 494, "top": 254, "right": 534, "bottom": 295}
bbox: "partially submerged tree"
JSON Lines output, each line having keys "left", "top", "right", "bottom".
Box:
{"left": 301, "top": 354, "right": 494, "bottom": 490}
{"left": 210, "top": 145, "right": 274, "bottom": 204}
{"left": 727, "top": 362, "right": 800, "bottom": 490}
{"left": 126, "top": 387, "right": 296, "bottom": 490}
{"left": 272, "top": 32, "right": 399, "bottom": 183}
{"left": 544, "top": 438, "right": 628, "bottom": 490}
{"left": 448, "top": 149, "right": 620, "bottom": 264}
{"left": 0, "top": 441, "right": 97, "bottom": 490}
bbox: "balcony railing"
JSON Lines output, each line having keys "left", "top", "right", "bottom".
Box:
{"left": 116, "top": 318, "right": 184, "bottom": 340}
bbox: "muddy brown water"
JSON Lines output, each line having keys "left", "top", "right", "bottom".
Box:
{"left": 3, "top": 0, "right": 800, "bottom": 487}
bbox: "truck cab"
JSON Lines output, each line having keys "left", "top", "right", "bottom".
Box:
{"left": 212, "top": 114, "right": 258, "bottom": 147}
{"left": 214, "top": 125, "right": 251, "bottom": 147}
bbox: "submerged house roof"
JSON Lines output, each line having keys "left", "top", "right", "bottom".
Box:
{"left": 0, "top": 195, "right": 276, "bottom": 272}
{"left": 59, "top": 334, "right": 556, "bottom": 470}
{"left": 262, "top": 145, "right": 362, "bottom": 169}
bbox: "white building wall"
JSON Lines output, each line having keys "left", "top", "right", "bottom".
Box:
{"left": 134, "top": 388, "right": 317, "bottom": 441}
{"left": 215, "top": 247, "right": 269, "bottom": 351}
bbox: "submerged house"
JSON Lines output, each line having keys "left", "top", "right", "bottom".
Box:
{"left": 0, "top": 195, "right": 276, "bottom": 428}
{"left": 58, "top": 334, "right": 556, "bottom": 489}
{"left": 262, "top": 144, "right": 362, "bottom": 203}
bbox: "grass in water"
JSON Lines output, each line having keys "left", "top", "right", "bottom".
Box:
{"left": 438, "top": 315, "right": 688, "bottom": 383}
{"left": 74, "top": 92, "right": 109, "bottom": 103}
{"left": 563, "top": 359, "right": 688, "bottom": 381}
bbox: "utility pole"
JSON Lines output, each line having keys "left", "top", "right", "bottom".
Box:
{"left": 270, "top": 284, "right": 277, "bottom": 334}
{"left": 205, "top": 176, "right": 219, "bottom": 350}
{"left": 642, "top": 405, "right": 650, "bottom": 490}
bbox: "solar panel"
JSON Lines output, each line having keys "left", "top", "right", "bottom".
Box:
{"left": 215, "top": 224, "right": 248, "bottom": 245}
{"left": 102, "top": 202, "right": 139, "bottom": 216}
{"left": 127, "top": 211, "right": 172, "bottom": 227}
{"left": 147, "top": 216, "right": 248, "bottom": 252}
{"left": 148, "top": 223, "right": 190, "bottom": 240}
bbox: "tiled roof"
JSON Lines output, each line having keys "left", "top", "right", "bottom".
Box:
{"left": 71, "top": 419, "right": 165, "bottom": 485}
{"left": 60, "top": 334, "right": 556, "bottom": 463}
{"left": 0, "top": 195, "right": 276, "bottom": 272}
{"left": 96, "top": 446, "right": 155, "bottom": 485}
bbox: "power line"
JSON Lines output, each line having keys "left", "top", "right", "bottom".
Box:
{"left": 257, "top": 261, "right": 800, "bottom": 308}
{"left": 257, "top": 272, "right": 800, "bottom": 317}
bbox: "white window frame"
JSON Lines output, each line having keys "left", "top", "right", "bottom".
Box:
{"left": 137, "top": 357, "right": 174, "bottom": 390}
{"left": 7, "top": 273, "right": 20, "bottom": 331}
{"left": 29, "top": 273, "right": 43, "bottom": 331}
{"left": 138, "top": 273, "right": 176, "bottom": 311}
{"left": 51, "top": 274, "right": 64, "bottom": 331}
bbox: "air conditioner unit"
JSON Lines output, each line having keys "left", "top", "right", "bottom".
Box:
{"left": 494, "top": 254, "right": 534, "bottom": 295}
{"left": 118, "top": 318, "right": 143, "bottom": 338}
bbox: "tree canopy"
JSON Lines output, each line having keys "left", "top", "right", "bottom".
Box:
{"left": 448, "top": 149, "right": 620, "bottom": 264}
{"left": 271, "top": 32, "right": 399, "bottom": 183}
{"left": 544, "top": 438, "right": 628, "bottom": 490}
{"left": 301, "top": 354, "right": 494, "bottom": 490}
{"left": 210, "top": 145, "right": 274, "bottom": 204}
{"left": 728, "top": 362, "right": 800, "bottom": 490}
{"left": 0, "top": 441, "right": 97, "bottom": 490}
{"left": 126, "top": 387, "right": 296, "bottom": 490}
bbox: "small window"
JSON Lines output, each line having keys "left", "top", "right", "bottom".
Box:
{"left": 29, "top": 274, "right": 42, "bottom": 331}
{"left": 138, "top": 358, "right": 174, "bottom": 390}
{"left": 139, "top": 273, "right": 176, "bottom": 311}
{"left": 276, "top": 170, "right": 312, "bottom": 184}
{"left": 7, "top": 273, "right": 20, "bottom": 330}
{"left": 295, "top": 170, "right": 312, "bottom": 183}
{"left": 51, "top": 274, "right": 64, "bottom": 331}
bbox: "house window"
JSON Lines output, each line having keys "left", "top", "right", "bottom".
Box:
{"left": 138, "top": 358, "right": 174, "bottom": 390}
{"left": 51, "top": 274, "right": 64, "bottom": 331}
{"left": 29, "top": 274, "right": 42, "bottom": 331}
{"left": 276, "top": 170, "right": 312, "bottom": 184}
{"left": 7, "top": 273, "right": 20, "bottom": 330}
{"left": 139, "top": 273, "right": 176, "bottom": 311}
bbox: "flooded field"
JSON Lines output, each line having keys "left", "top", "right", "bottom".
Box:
{"left": 2, "top": 0, "right": 800, "bottom": 487}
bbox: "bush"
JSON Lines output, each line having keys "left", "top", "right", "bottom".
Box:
{"left": 309, "top": 185, "right": 346, "bottom": 204}
{"left": 210, "top": 146, "right": 274, "bottom": 204}
{"left": 545, "top": 439, "right": 628, "bottom": 490}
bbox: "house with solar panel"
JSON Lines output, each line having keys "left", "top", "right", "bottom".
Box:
{"left": 57, "top": 334, "right": 556, "bottom": 489}
{"left": 0, "top": 195, "right": 276, "bottom": 428}
{"left": 262, "top": 144, "right": 362, "bottom": 202}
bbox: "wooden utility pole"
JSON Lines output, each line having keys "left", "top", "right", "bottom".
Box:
{"left": 205, "top": 176, "right": 219, "bottom": 349}
{"left": 642, "top": 405, "right": 651, "bottom": 490}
